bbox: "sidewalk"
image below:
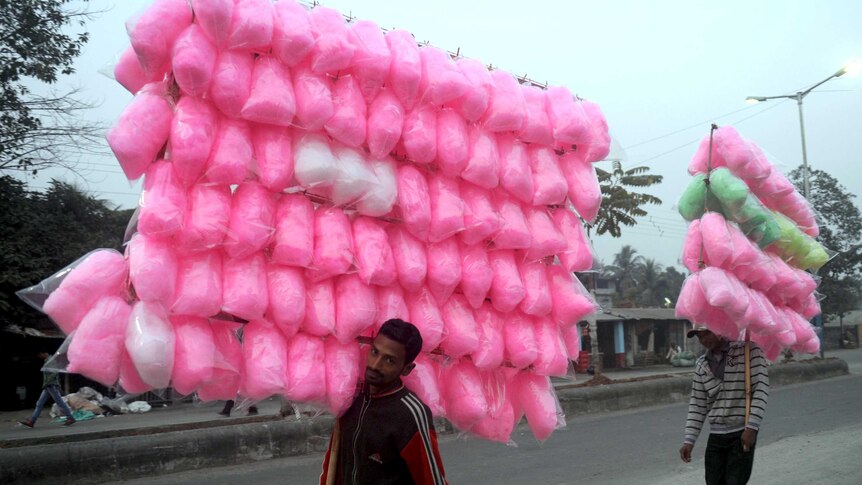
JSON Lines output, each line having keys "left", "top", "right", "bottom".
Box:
{"left": 0, "top": 351, "right": 853, "bottom": 484}
{"left": 0, "top": 363, "right": 691, "bottom": 448}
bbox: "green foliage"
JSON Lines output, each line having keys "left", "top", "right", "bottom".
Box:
{"left": 594, "top": 161, "right": 663, "bottom": 237}
{"left": 789, "top": 167, "right": 862, "bottom": 319}
{"left": 604, "top": 247, "right": 687, "bottom": 307}
{"left": 0, "top": 175, "right": 131, "bottom": 327}
{"left": 0, "top": 0, "right": 99, "bottom": 172}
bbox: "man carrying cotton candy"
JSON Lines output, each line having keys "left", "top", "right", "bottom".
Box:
{"left": 679, "top": 324, "right": 770, "bottom": 485}
{"left": 320, "top": 319, "right": 447, "bottom": 485}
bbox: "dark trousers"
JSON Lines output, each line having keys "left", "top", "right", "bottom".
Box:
{"left": 704, "top": 430, "right": 755, "bottom": 485}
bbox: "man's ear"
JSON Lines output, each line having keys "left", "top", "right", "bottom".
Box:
{"left": 401, "top": 362, "right": 416, "bottom": 377}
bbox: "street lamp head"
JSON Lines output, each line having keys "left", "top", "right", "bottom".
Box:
{"left": 745, "top": 96, "right": 766, "bottom": 104}
{"left": 838, "top": 59, "right": 862, "bottom": 78}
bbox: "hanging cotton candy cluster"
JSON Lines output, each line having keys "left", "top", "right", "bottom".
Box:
{"left": 22, "top": 0, "right": 611, "bottom": 444}
{"left": 675, "top": 125, "right": 828, "bottom": 360}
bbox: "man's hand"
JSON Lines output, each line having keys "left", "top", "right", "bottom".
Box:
{"left": 741, "top": 428, "right": 757, "bottom": 452}
{"left": 679, "top": 443, "right": 693, "bottom": 463}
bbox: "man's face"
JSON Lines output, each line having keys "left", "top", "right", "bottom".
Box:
{"left": 365, "top": 333, "right": 413, "bottom": 391}
{"left": 696, "top": 330, "right": 722, "bottom": 351}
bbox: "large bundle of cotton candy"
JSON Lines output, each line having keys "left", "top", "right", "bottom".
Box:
{"left": 51, "top": 1, "right": 620, "bottom": 446}
{"left": 67, "top": 296, "right": 132, "bottom": 386}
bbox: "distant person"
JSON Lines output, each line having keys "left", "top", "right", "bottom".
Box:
{"left": 679, "top": 325, "right": 770, "bottom": 484}
{"left": 666, "top": 342, "right": 681, "bottom": 363}
{"left": 18, "top": 352, "right": 76, "bottom": 428}
{"left": 320, "top": 319, "right": 447, "bottom": 485}
{"left": 217, "top": 399, "right": 258, "bottom": 417}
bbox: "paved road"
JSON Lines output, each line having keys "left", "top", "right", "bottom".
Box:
{"left": 114, "top": 349, "right": 862, "bottom": 485}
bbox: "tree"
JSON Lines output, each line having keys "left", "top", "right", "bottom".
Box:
{"left": 592, "top": 161, "right": 663, "bottom": 237}
{"left": 788, "top": 167, "right": 862, "bottom": 321}
{"left": 0, "top": 0, "right": 105, "bottom": 173}
{"left": 0, "top": 176, "right": 132, "bottom": 328}
{"left": 604, "top": 245, "right": 644, "bottom": 305}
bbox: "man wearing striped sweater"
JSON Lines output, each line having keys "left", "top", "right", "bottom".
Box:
{"left": 321, "top": 319, "right": 448, "bottom": 485}
{"left": 679, "top": 324, "right": 769, "bottom": 485}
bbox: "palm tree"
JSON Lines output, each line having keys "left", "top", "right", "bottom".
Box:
{"left": 605, "top": 245, "right": 645, "bottom": 303}
{"left": 634, "top": 258, "right": 663, "bottom": 306}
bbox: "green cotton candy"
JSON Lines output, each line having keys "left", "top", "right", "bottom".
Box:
{"left": 709, "top": 168, "right": 750, "bottom": 213}
{"left": 678, "top": 174, "right": 708, "bottom": 221}
{"left": 759, "top": 218, "right": 781, "bottom": 248}
{"left": 801, "top": 245, "right": 830, "bottom": 270}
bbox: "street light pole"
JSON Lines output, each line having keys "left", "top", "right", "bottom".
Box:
{"left": 745, "top": 60, "right": 860, "bottom": 358}
{"left": 794, "top": 92, "right": 810, "bottom": 199}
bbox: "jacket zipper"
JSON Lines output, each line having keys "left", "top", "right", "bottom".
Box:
{"left": 351, "top": 393, "right": 371, "bottom": 484}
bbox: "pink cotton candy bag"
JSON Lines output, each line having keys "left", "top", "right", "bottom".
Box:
{"left": 170, "top": 315, "right": 215, "bottom": 396}
{"left": 107, "top": 82, "right": 173, "bottom": 181}
{"left": 241, "top": 56, "right": 296, "bottom": 127}
{"left": 67, "top": 296, "right": 132, "bottom": 386}
{"left": 223, "top": 182, "right": 276, "bottom": 259}
{"left": 335, "top": 274, "right": 377, "bottom": 343}
{"left": 266, "top": 263, "right": 305, "bottom": 339}
{"left": 171, "top": 250, "right": 223, "bottom": 317}
{"left": 129, "top": 234, "right": 177, "bottom": 305}
{"left": 221, "top": 252, "right": 269, "bottom": 321}
{"left": 171, "top": 24, "right": 217, "bottom": 97}
{"left": 139, "top": 160, "right": 186, "bottom": 237}
{"left": 177, "top": 183, "right": 230, "bottom": 252}
{"left": 170, "top": 97, "right": 219, "bottom": 187}
{"left": 426, "top": 238, "right": 462, "bottom": 303}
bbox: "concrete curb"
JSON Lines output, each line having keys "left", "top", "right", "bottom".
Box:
{"left": 0, "top": 358, "right": 848, "bottom": 484}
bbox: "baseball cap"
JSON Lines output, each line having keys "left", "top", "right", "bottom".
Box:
{"left": 686, "top": 324, "right": 710, "bottom": 339}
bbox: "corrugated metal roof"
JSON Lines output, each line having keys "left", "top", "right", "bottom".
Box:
{"left": 594, "top": 308, "right": 683, "bottom": 322}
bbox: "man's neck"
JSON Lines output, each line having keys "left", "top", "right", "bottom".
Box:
{"left": 368, "top": 379, "right": 403, "bottom": 397}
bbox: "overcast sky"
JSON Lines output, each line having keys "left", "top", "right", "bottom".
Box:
{"left": 19, "top": 0, "right": 862, "bottom": 271}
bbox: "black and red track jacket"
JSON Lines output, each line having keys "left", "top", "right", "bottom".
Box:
{"left": 320, "top": 382, "right": 448, "bottom": 485}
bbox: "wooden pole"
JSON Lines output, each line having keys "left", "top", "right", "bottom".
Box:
{"left": 744, "top": 329, "right": 751, "bottom": 425}
{"left": 326, "top": 421, "right": 341, "bottom": 485}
